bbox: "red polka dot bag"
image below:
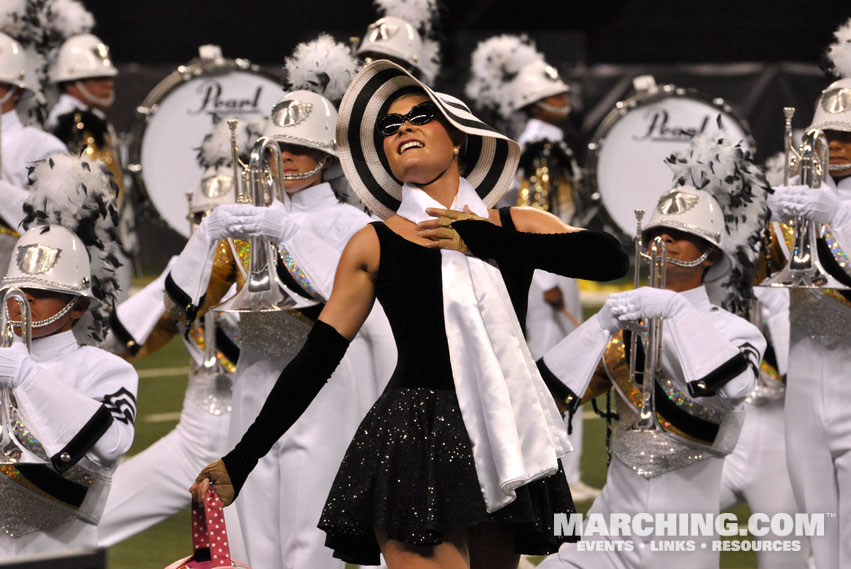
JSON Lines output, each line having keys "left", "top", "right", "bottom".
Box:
{"left": 164, "top": 488, "right": 249, "bottom": 569}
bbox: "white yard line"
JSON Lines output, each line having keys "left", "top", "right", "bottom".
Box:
{"left": 136, "top": 366, "right": 190, "bottom": 378}
{"left": 142, "top": 411, "right": 182, "bottom": 423}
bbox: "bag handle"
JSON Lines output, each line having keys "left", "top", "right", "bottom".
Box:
{"left": 191, "top": 487, "right": 233, "bottom": 566}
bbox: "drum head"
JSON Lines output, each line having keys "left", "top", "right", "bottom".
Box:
{"left": 586, "top": 86, "right": 754, "bottom": 243}
{"left": 129, "top": 60, "right": 283, "bottom": 238}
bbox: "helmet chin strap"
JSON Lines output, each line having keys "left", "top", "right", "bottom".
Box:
{"left": 74, "top": 80, "right": 115, "bottom": 108}
{"left": 6, "top": 296, "right": 79, "bottom": 328}
{"left": 0, "top": 85, "right": 18, "bottom": 106}
{"left": 829, "top": 163, "right": 851, "bottom": 173}
{"left": 281, "top": 156, "right": 330, "bottom": 180}
{"left": 535, "top": 100, "right": 570, "bottom": 117}
{"left": 641, "top": 247, "right": 712, "bottom": 268}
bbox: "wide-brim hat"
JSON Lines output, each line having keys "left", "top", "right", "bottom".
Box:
{"left": 337, "top": 60, "right": 520, "bottom": 220}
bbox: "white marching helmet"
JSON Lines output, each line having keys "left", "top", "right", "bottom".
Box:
{"left": 510, "top": 59, "right": 570, "bottom": 112}
{"left": 357, "top": 16, "right": 423, "bottom": 70}
{"left": 641, "top": 185, "right": 731, "bottom": 282}
{"left": 2, "top": 225, "right": 97, "bottom": 305}
{"left": 265, "top": 90, "right": 338, "bottom": 156}
{"left": 809, "top": 78, "right": 851, "bottom": 133}
{"left": 0, "top": 32, "right": 26, "bottom": 90}
{"left": 49, "top": 33, "right": 118, "bottom": 83}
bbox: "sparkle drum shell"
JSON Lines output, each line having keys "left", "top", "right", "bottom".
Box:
{"left": 128, "top": 57, "right": 283, "bottom": 238}
{"left": 584, "top": 84, "right": 755, "bottom": 243}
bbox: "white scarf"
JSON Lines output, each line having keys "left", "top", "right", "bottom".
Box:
{"left": 396, "top": 178, "right": 571, "bottom": 513}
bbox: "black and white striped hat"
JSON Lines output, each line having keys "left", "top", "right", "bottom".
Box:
{"left": 337, "top": 60, "right": 520, "bottom": 219}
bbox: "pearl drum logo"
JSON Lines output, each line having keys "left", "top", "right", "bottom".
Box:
{"left": 190, "top": 79, "right": 265, "bottom": 116}
{"left": 634, "top": 107, "right": 713, "bottom": 142}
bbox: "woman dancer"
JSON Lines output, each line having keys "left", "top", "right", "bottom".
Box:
{"left": 193, "top": 61, "right": 628, "bottom": 569}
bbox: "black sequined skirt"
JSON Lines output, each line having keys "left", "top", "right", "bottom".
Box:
{"left": 318, "top": 387, "right": 577, "bottom": 565}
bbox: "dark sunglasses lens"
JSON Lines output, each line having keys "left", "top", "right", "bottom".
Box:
{"left": 408, "top": 103, "right": 437, "bottom": 125}
{"left": 377, "top": 115, "right": 404, "bottom": 137}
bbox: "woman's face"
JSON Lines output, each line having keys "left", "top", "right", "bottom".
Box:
{"left": 381, "top": 94, "right": 458, "bottom": 185}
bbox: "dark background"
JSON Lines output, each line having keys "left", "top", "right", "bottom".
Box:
{"left": 80, "top": 0, "right": 851, "bottom": 269}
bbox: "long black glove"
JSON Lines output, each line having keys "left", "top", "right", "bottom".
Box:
{"left": 452, "top": 219, "right": 629, "bottom": 282}
{"left": 221, "top": 320, "right": 350, "bottom": 496}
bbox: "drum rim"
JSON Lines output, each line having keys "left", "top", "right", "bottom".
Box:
{"left": 126, "top": 56, "right": 283, "bottom": 238}
{"left": 582, "top": 83, "right": 756, "bottom": 246}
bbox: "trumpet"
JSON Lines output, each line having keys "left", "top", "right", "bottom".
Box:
{"left": 761, "top": 107, "right": 849, "bottom": 290}
{"left": 1, "top": 288, "right": 31, "bottom": 351}
{"left": 214, "top": 124, "right": 316, "bottom": 315}
{"left": 629, "top": 210, "right": 667, "bottom": 432}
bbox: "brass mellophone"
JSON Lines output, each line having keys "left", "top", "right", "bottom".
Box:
{"left": 1, "top": 288, "right": 31, "bottom": 351}
{"left": 762, "top": 107, "right": 848, "bottom": 290}
{"left": 629, "top": 209, "right": 666, "bottom": 432}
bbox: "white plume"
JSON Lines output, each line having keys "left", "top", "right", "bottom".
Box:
{"left": 827, "top": 18, "right": 851, "bottom": 79}
{"left": 418, "top": 37, "right": 441, "bottom": 84}
{"left": 284, "top": 34, "right": 359, "bottom": 104}
{"left": 0, "top": 0, "right": 39, "bottom": 45}
{"left": 23, "top": 153, "right": 122, "bottom": 344}
{"left": 45, "top": 0, "right": 94, "bottom": 40}
{"left": 375, "top": 0, "right": 437, "bottom": 34}
{"left": 465, "top": 34, "right": 542, "bottom": 119}
{"left": 666, "top": 133, "right": 771, "bottom": 316}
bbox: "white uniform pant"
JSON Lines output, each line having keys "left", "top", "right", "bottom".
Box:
{"left": 721, "top": 400, "right": 810, "bottom": 568}
{"left": 229, "top": 345, "right": 373, "bottom": 569}
{"left": 785, "top": 332, "right": 851, "bottom": 569}
{"left": 98, "top": 395, "right": 246, "bottom": 561}
{"left": 537, "top": 456, "right": 724, "bottom": 569}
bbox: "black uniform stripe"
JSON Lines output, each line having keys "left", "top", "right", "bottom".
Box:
{"left": 109, "top": 310, "right": 141, "bottom": 356}
{"left": 537, "top": 358, "right": 581, "bottom": 415}
{"left": 16, "top": 463, "right": 89, "bottom": 507}
{"left": 165, "top": 273, "right": 204, "bottom": 332}
{"left": 50, "top": 405, "right": 114, "bottom": 474}
{"left": 687, "top": 350, "right": 752, "bottom": 398}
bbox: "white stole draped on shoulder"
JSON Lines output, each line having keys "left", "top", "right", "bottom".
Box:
{"left": 396, "top": 178, "right": 571, "bottom": 513}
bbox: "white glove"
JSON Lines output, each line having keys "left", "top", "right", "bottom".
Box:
{"left": 768, "top": 183, "right": 847, "bottom": 226}
{"left": 594, "top": 300, "right": 622, "bottom": 334}
{"left": 0, "top": 343, "right": 36, "bottom": 388}
{"left": 197, "top": 204, "right": 241, "bottom": 242}
{"left": 218, "top": 201, "right": 299, "bottom": 246}
{"left": 607, "top": 287, "right": 689, "bottom": 323}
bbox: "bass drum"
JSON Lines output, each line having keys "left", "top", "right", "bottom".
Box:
{"left": 584, "top": 82, "right": 755, "bottom": 243}
{"left": 128, "top": 55, "right": 283, "bottom": 238}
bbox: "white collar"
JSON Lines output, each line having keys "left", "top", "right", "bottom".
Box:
{"left": 516, "top": 118, "right": 564, "bottom": 149}
{"left": 30, "top": 330, "right": 79, "bottom": 362}
{"left": 285, "top": 182, "right": 337, "bottom": 213}
{"left": 835, "top": 175, "right": 851, "bottom": 201}
{"left": 1, "top": 109, "right": 22, "bottom": 132}
{"left": 396, "top": 178, "right": 488, "bottom": 224}
{"left": 58, "top": 93, "right": 90, "bottom": 112}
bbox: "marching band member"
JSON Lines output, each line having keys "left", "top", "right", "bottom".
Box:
{"left": 193, "top": 60, "right": 627, "bottom": 568}
{"left": 763, "top": 19, "right": 851, "bottom": 568}
{"left": 466, "top": 34, "right": 595, "bottom": 502}
{"left": 0, "top": 31, "right": 67, "bottom": 273}
{"left": 47, "top": 33, "right": 138, "bottom": 300}
{"left": 171, "top": 38, "right": 396, "bottom": 569}
{"left": 95, "top": 118, "right": 261, "bottom": 559}
{"left": 537, "top": 134, "right": 768, "bottom": 569}
{"left": 0, "top": 154, "right": 136, "bottom": 558}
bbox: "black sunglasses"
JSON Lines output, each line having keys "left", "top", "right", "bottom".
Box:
{"left": 376, "top": 101, "right": 439, "bottom": 137}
